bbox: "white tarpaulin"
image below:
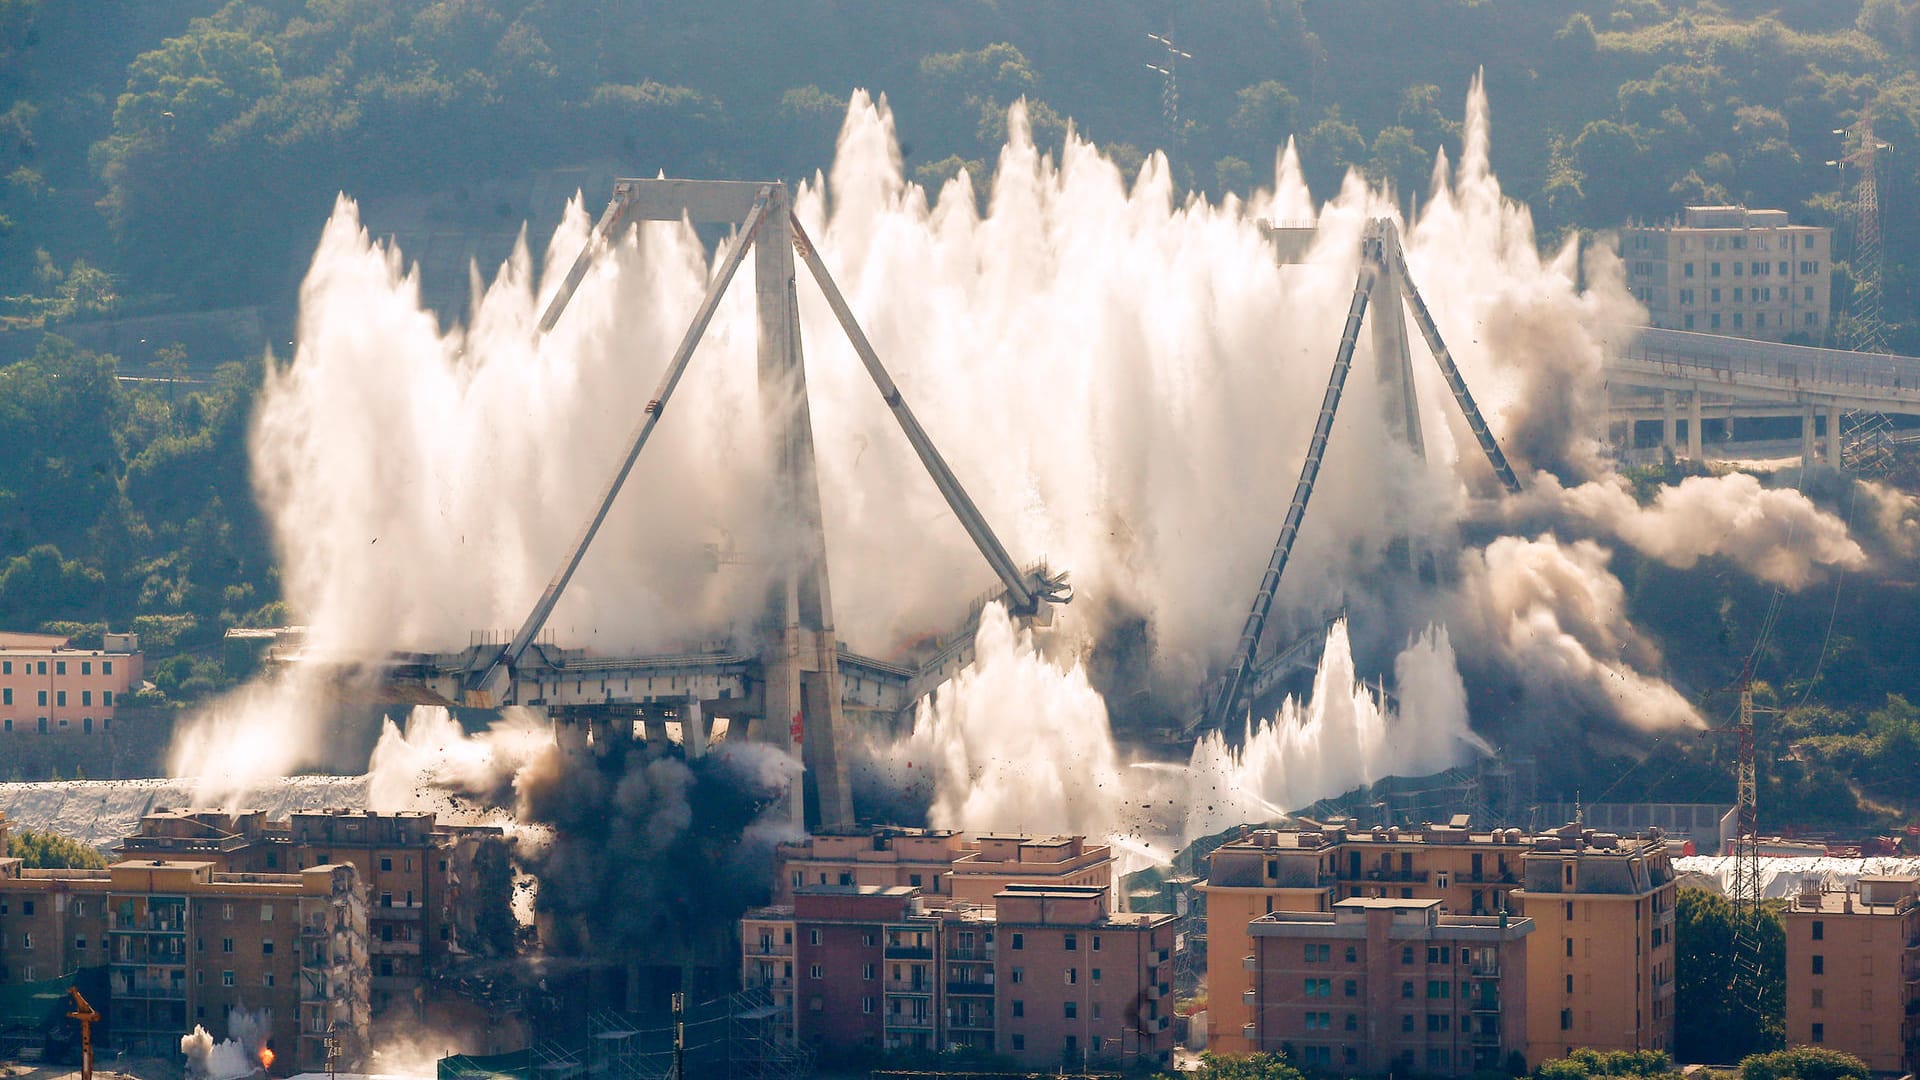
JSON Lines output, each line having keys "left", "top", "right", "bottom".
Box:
{"left": 1673, "top": 854, "right": 1920, "bottom": 898}
{"left": 0, "top": 775, "right": 370, "bottom": 851}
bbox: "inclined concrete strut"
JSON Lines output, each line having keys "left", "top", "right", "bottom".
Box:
{"left": 463, "top": 178, "right": 1066, "bottom": 829}
{"left": 1197, "top": 218, "right": 1526, "bottom": 735}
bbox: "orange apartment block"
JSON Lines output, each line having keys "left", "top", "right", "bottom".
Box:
{"left": 0, "top": 631, "right": 143, "bottom": 734}
{"left": 1204, "top": 818, "right": 1673, "bottom": 1064}
{"left": 0, "top": 857, "right": 370, "bottom": 1072}
{"left": 773, "top": 828, "right": 1112, "bottom": 907}
{"left": 1782, "top": 875, "right": 1920, "bottom": 1072}
{"left": 1245, "top": 897, "right": 1532, "bottom": 1075}
{"left": 1514, "top": 825, "right": 1677, "bottom": 1063}
{"left": 111, "top": 806, "right": 511, "bottom": 1032}
{"left": 742, "top": 880, "right": 1175, "bottom": 1069}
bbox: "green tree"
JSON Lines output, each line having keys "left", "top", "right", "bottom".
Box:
{"left": 1675, "top": 888, "right": 1785, "bottom": 1062}
{"left": 1230, "top": 79, "right": 1299, "bottom": 151}
{"left": 7, "top": 828, "right": 108, "bottom": 869}
{"left": 1536, "top": 1048, "right": 1680, "bottom": 1080}
{"left": 1737, "top": 1047, "right": 1869, "bottom": 1080}
{"left": 1157, "top": 1052, "right": 1304, "bottom": 1080}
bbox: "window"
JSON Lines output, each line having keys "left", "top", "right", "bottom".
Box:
{"left": 1426, "top": 946, "right": 1451, "bottom": 964}
{"left": 1679, "top": 288, "right": 1694, "bottom": 305}
{"left": 1428, "top": 1014, "right": 1452, "bottom": 1032}
{"left": 1011, "top": 1035, "right": 1024, "bottom": 1052}
{"left": 1733, "top": 287, "right": 1743, "bottom": 301}
{"left": 1344, "top": 945, "right": 1357, "bottom": 962}
{"left": 1402, "top": 1014, "right": 1415, "bottom": 1033}
{"left": 1711, "top": 262, "right": 1722, "bottom": 277}
{"left": 1064, "top": 1002, "right": 1077, "bottom": 1019}
{"left": 37, "top": 690, "right": 45, "bottom": 706}
{"left": 1812, "top": 1022, "right": 1824, "bottom": 1043}
{"left": 861, "top": 963, "right": 874, "bottom": 980}
{"left": 1306, "top": 943, "right": 1331, "bottom": 963}
{"left": 1685, "top": 314, "right": 1696, "bottom": 330}
{"left": 1344, "top": 979, "right": 1358, "bottom": 998}
{"left": 1345, "top": 1013, "right": 1358, "bottom": 1032}
{"left": 222, "top": 903, "right": 233, "bottom": 921}
{"left": 1811, "top": 988, "right": 1824, "bottom": 1009}
{"left": 1756, "top": 313, "right": 1766, "bottom": 328}
{"left": 1, "top": 661, "right": 7, "bottom": 674}
{"left": 1565, "top": 937, "right": 1574, "bottom": 957}
{"left": 1011, "top": 933, "right": 1023, "bottom": 950}
{"left": 808, "top": 929, "right": 821, "bottom": 946}
{"left": 1561, "top": 1009, "right": 1573, "bottom": 1031}
{"left": 1304, "top": 1011, "right": 1331, "bottom": 1030}
{"left": 1064, "top": 933, "right": 1078, "bottom": 952}
{"left": 262, "top": 939, "right": 274, "bottom": 955}
{"left": 261, "top": 904, "right": 273, "bottom": 922}
{"left": 1565, "top": 973, "right": 1573, "bottom": 993}
{"left": 1091, "top": 968, "right": 1101, "bottom": 983}
{"left": 862, "top": 996, "right": 874, "bottom": 1014}
{"left": 1710, "top": 288, "right": 1721, "bottom": 303}
{"left": 263, "top": 973, "right": 275, "bottom": 988}
{"left": 1733, "top": 313, "right": 1744, "bottom": 328}
{"left": 17, "top": 933, "right": 28, "bottom": 950}
{"left": 1427, "top": 980, "right": 1451, "bottom": 999}
{"left": 222, "top": 971, "right": 235, "bottom": 987}
{"left": 1010, "top": 967, "right": 1023, "bottom": 984}
{"left": 808, "top": 963, "right": 823, "bottom": 980}
{"left": 1065, "top": 968, "right": 1078, "bottom": 985}
{"left": 2, "top": 689, "right": 9, "bottom": 705}
{"left": 55, "top": 661, "right": 64, "bottom": 675}
{"left": 1092, "top": 935, "right": 1101, "bottom": 951}
{"left": 1401, "top": 981, "right": 1414, "bottom": 999}
{"left": 1734, "top": 262, "right": 1744, "bottom": 277}
{"left": 381, "top": 857, "right": 393, "bottom": 872}
{"left": 101, "top": 661, "right": 111, "bottom": 675}
{"left": 1401, "top": 946, "right": 1415, "bottom": 965}
{"left": 1012, "top": 1000, "right": 1024, "bottom": 1017}
{"left": 862, "top": 932, "right": 875, "bottom": 947}
{"left": 1684, "top": 263, "right": 1695, "bottom": 278}
{"left": 1812, "top": 920, "right": 1824, "bottom": 941}
{"left": 1304, "top": 978, "right": 1331, "bottom": 997}
{"left": 908, "top": 873, "right": 922, "bottom": 887}
{"left": 1812, "top": 955, "right": 1824, "bottom": 975}
{"left": 222, "top": 938, "right": 233, "bottom": 953}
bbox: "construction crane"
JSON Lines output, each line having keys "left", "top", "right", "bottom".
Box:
{"left": 1194, "top": 218, "right": 1522, "bottom": 735}
{"left": 67, "top": 987, "right": 99, "bottom": 1080}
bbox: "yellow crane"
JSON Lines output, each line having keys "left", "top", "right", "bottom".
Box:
{"left": 67, "top": 987, "right": 99, "bottom": 1080}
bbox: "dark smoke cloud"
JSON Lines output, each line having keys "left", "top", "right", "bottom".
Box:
{"left": 514, "top": 737, "right": 802, "bottom": 956}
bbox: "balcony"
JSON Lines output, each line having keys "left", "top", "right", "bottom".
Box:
{"left": 370, "top": 975, "right": 416, "bottom": 991}
{"left": 111, "top": 982, "right": 185, "bottom": 1001}
{"left": 887, "top": 982, "right": 934, "bottom": 996}
{"left": 1363, "top": 870, "right": 1431, "bottom": 883}
{"left": 745, "top": 942, "right": 792, "bottom": 957}
{"left": 1147, "top": 982, "right": 1171, "bottom": 1000}
{"left": 747, "top": 975, "right": 794, "bottom": 991}
{"left": 1469, "top": 997, "right": 1501, "bottom": 1013}
{"left": 372, "top": 905, "right": 422, "bottom": 921}
{"left": 1472, "top": 1029, "right": 1502, "bottom": 1046}
{"left": 371, "top": 939, "right": 421, "bottom": 956}
{"left": 1243, "top": 955, "right": 1258, "bottom": 972}
{"left": 1470, "top": 961, "right": 1501, "bottom": 978}
{"left": 948, "top": 1014, "right": 995, "bottom": 1031}
{"left": 1242, "top": 989, "right": 1256, "bottom": 1006}
{"left": 888, "top": 1014, "right": 935, "bottom": 1030}
{"left": 884, "top": 945, "right": 933, "bottom": 960}
{"left": 946, "top": 946, "right": 995, "bottom": 961}
{"left": 947, "top": 981, "right": 993, "bottom": 997}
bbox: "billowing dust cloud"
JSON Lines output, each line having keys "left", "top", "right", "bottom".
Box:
{"left": 171, "top": 77, "right": 1870, "bottom": 853}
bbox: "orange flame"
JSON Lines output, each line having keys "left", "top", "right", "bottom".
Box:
{"left": 259, "top": 1046, "right": 275, "bottom": 1071}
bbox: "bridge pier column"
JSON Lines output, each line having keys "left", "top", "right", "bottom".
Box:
{"left": 1801, "top": 404, "right": 1816, "bottom": 467}
{"left": 1688, "top": 390, "right": 1703, "bottom": 461}
{"left": 1827, "top": 403, "right": 1842, "bottom": 469}
{"left": 1662, "top": 390, "right": 1678, "bottom": 456}
{"left": 681, "top": 697, "right": 706, "bottom": 760}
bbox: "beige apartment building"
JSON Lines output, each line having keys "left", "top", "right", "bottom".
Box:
{"left": 0, "top": 631, "right": 143, "bottom": 734}
{"left": 1513, "top": 826, "right": 1678, "bottom": 1063}
{"left": 1782, "top": 875, "right": 1920, "bottom": 1073}
{"left": 773, "top": 827, "right": 1112, "bottom": 906}
{"left": 1620, "top": 206, "right": 1832, "bottom": 343}
{"left": 113, "top": 807, "right": 494, "bottom": 1027}
{"left": 1204, "top": 818, "right": 1674, "bottom": 1064}
{"left": 1245, "top": 898, "right": 1532, "bottom": 1075}
{"left": 0, "top": 856, "right": 369, "bottom": 1072}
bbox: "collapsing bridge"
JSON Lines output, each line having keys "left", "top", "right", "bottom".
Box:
{"left": 350, "top": 179, "right": 1068, "bottom": 830}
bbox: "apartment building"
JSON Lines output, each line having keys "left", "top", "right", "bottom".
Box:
{"left": 0, "top": 631, "right": 143, "bottom": 734}
{"left": 773, "top": 827, "right": 1112, "bottom": 906}
{"left": 1204, "top": 818, "right": 1673, "bottom": 1064}
{"left": 993, "top": 884, "right": 1176, "bottom": 1070}
{"left": 114, "top": 807, "right": 474, "bottom": 1024}
{"left": 1513, "top": 826, "right": 1677, "bottom": 1063}
{"left": 1245, "top": 898, "right": 1532, "bottom": 1075}
{"left": 1782, "top": 875, "right": 1920, "bottom": 1073}
{"left": 1203, "top": 817, "right": 1530, "bottom": 1054}
{"left": 1620, "top": 206, "right": 1832, "bottom": 342}
{"left": 0, "top": 857, "right": 370, "bottom": 1072}
{"left": 741, "top": 881, "right": 1175, "bottom": 1069}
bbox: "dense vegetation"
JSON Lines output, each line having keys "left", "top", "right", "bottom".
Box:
{"left": 5, "top": 827, "right": 108, "bottom": 869}
{"left": 2, "top": 0, "right": 1920, "bottom": 823}
{"left": 1674, "top": 888, "right": 1785, "bottom": 1062}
